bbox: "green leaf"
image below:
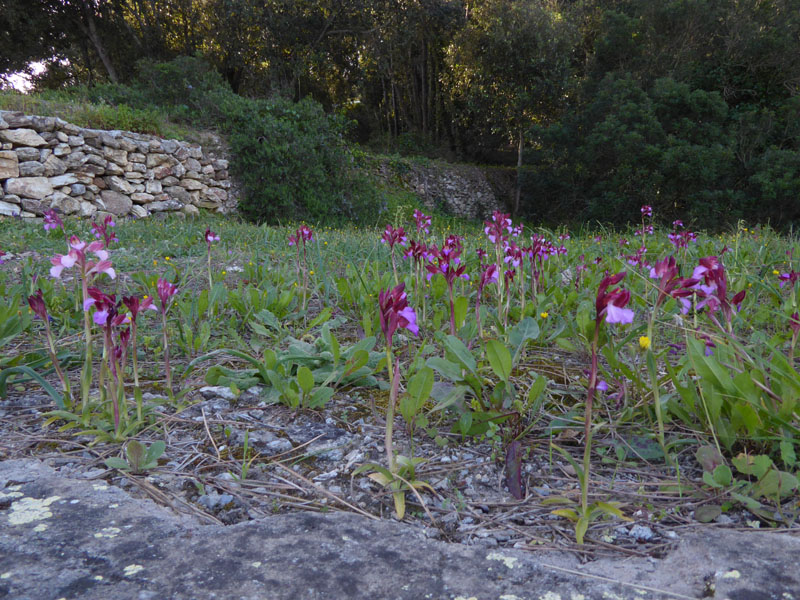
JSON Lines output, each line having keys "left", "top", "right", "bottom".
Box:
{"left": 695, "top": 505, "right": 722, "bottom": 523}
{"left": 442, "top": 335, "right": 477, "bottom": 375}
{"left": 145, "top": 440, "right": 166, "bottom": 464}
{"left": 485, "top": 339, "right": 512, "bottom": 382}
{"left": 426, "top": 356, "right": 463, "bottom": 382}
{"left": 780, "top": 439, "right": 797, "bottom": 468}
{"left": 254, "top": 309, "right": 281, "bottom": 331}
{"left": 732, "top": 454, "right": 772, "bottom": 479}
{"left": 509, "top": 317, "right": 540, "bottom": 361}
{"left": 695, "top": 446, "right": 725, "bottom": 472}
{"left": 297, "top": 366, "right": 314, "bottom": 395}
{"left": 308, "top": 386, "right": 335, "bottom": 409}
{"left": 453, "top": 296, "right": 469, "bottom": 330}
{"left": 104, "top": 458, "right": 131, "bottom": 471}
{"left": 712, "top": 464, "right": 733, "bottom": 487}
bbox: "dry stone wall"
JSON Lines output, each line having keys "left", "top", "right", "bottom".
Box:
{"left": 374, "top": 157, "right": 503, "bottom": 220}
{"left": 0, "top": 110, "right": 234, "bottom": 221}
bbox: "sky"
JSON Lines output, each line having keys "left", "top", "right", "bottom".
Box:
{"left": 4, "top": 62, "right": 46, "bottom": 93}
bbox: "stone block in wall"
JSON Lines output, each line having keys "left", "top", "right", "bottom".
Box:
{"left": 39, "top": 148, "right": 51, "bottom": 161}
{"left": 4, "top": 177, "right": 54, "bottom": 199}
{"left": 152, "top": 165, "right": 172, "bottom": 179}
{"left": 202, "top": 164, "right": 215, "bottom": 176}
{"left": 129, "top": 153, "right": 146, "bottom": 163}
{"left": 2, "top": 113, "right": 32, "bottom": 128}
{"left": 0, "top": 200, "right": 21, "bottom": 216}
{"left": 145, "top": 180, "right": 162, "bottom": 194}
{"left": 64, "top": 152, "right": 87, "bottom": 169}
{"left": 43, "top": 155, "right": 67, "bottom": 176}
{"left": 172, "top": 163, "right": 186, "bottom": 179}
{"left": 0, "top": 129, "right": 47, "bottom": 147}
{"left": 185, "top": 157, "right": 201, "bottom": 172}
{"left": 83, "top": 164, "right": 105, "bottom": 176}
{"left": 188, "top": 146, "right": 202, "bottom": 160}
{"left": 180, "top": 178, "right": 203, "bottom": 191}
{"left": 50, "top": 173, "right": 79, "bottom": 187}
{"left": 0, "top": 114, "right": 7, "bottom": 129}
{"left": 78, "top": 201, "right": 96, "bottom": 217}
{"left": 128, "top": 163, "right": 147, "bottom": 174}
{"left": 161, "top": 176, "right": 179, "bottom": 186}
{"left": 15, "top": 147, "right": 39, "bottom": 162}
{"left": 53, "top": 143, "right": 71, "bottom": 157}
{"left": 18, "top": 161, "right": 45, "bottom": 177}
{"left": 174, "top": 146, "right": 189, "bottom": 161}
{"left": 105, "top": 162, "right": 124, "bottom": 176}
{"left": 182, "top": 204, "right": 200, "bottom": 217}
{"left": 149, "top": 199, "right": 183, "bottom": 212}
{"left": 130, "top": 205, "right": 148, "bottom": 218}
{"left": 56, "top": 118, "right": 80, "bottom": 135}
{"left": 50, "top": 192, "right": 79, "bottom": 214}
{"left": 98, "top": 132, "right": 119, "bottom": 149}
{"left": 21, "top": 198, "right": 45, "bottom": 215}
{"left": 161, "top": 139, "right": 179, "bottom": 154}
{"left": 31, "top": 116, "right": 56, "bottom": 132}
{"left": 131, "top": 192, "right": 154, "bottom": 204}
{"left": 56, "top": 131, "right": 68, "bottom": 143}
{"left": 99, "top": 190, "right": 132, "bottom": 215}
{"left": 106, "top": 176, "right": 134, "bottom": 194}
{"left": 2, "top": 194, "right": 20, "bottom": 204}
{"left": 146, "top": 153, "right": 169, "bottom": 168}
{"left": 118, "top": 138, "right": 137, "bottom": 153}
{"left": 212, "top": 159, "right": 229, "bottom": 170}
{"left": 70, "top": 183, "right": 86, "bottom": 196}
{"left": 68, "top": 135, "right": 84, "bottom": 147}
{"left": 0, "top": 150, "right": 19, "bottom": 178}
{"left": 103, "top": 147, "right": 127, "bottom": 166}
{"left": 164, "top": 186, "right": 193, "bottom": 204}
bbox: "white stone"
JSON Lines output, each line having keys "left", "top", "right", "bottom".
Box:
{"left": 4, "top": 177, "right": 54, "bottom": 199}
{"left": 0, "top": 128, "right": 47, "bottom": 147}
{"left": 130, "top": 205, "right": 149, "bottom": 218}
{"left": 50, "top": 192, "right": 79, "bottom": 214}
{"left": 106, "top": 176, "right": 134, "bottom": 194}
{"left": 0, "top": 200, "right": 21, "bottom": 216}
{"left": 0, "top": 151, "right": 19, "bottom": 178}
{"left": 49, "top": 173, "right": 79, "bottom": 187}
{"left": 53, "top": 143, "right": 71, "bottom": 157}
{"left": 179, "top": 178, "right": 203, "bottom": 191}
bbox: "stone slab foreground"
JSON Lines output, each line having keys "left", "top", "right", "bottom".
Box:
{"left": 0, "top": 459, "right": 797, "bottom": 600}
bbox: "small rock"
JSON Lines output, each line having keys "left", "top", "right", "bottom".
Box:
{"left": 198, "top": 386, "right": 238, "bottom": 401}
{"left": 628, "top": 524, "right": 655, "bottom": 542}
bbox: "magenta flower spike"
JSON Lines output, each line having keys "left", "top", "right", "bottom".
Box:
{"left": 381, "top": 225, "right": 408, "bottom": 248}
{"left": 596, "top": 272, "right": 634, "bottom": 325}
{"left": 91, "top": 215, "right": 118, "bottom": 248}
{"left": 204, "top": 228, "right": 220, "bottom": 247}
{"left": 412, "top": 209, "right": 431, "bottom": 235}
{"left": 28, "top": 290, "right": 49, "bottom": 321}
{"left": 641, "top": 205, "right": 653, "bottom": 218}
{"left": 157, "top": 278, "right": 178, "bottom": 312}
{"left": 43, "top": 209, "right": 63, "bottom": 232}
{"left": 379, "top": 283, "right": 419, "bottom": 347}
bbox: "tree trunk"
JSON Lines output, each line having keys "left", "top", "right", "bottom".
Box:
{"left": 76, "top": 5, "right": 119, "bottom": 83}
{"left": 514, "top": 129, "right": 523, "bottom": 216}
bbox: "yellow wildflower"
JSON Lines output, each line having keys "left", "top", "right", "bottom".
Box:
{"left": 540, "top": 312, "right": 549, "bottom": 319}
{"left": 639, "top": 336, "right": 651, "bottom": 350}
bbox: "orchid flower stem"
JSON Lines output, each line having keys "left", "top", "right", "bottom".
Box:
{"left": 447, "top": 284, "right": 456, "bottom": 336}
{"left": 80, "top": 289, "right": 93, "bottom": 412}
{"left": 44, "top": 320, "right": 71, "bottom": 407}
{"left": 385, "top": 357, "right": 400, "bottom": 475}
{"left": 161, "top": 311, "right": 172, "bottom": 399}
{"left": 391, "top": 249, "right": 398, "bottom": 286}
{"left": 646, "top": 317, "right": 670, "bottom": 466}
{"left": 583, "top": 324, "right": 600, "bottom": 516}
{"left": 206, "top": 248, "right": 213, "bottom": 304}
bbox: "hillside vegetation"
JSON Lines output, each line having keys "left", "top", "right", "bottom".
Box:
{"left": 3, "top": 1, "right": 800, "bottom": 228}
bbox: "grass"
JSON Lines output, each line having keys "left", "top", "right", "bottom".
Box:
{"left": 1, "top": 211, "right": 799, "bottom": 539}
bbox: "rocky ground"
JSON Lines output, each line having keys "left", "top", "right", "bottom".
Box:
{"left": 2, "top": 380, "right": 800, "bottom": 599}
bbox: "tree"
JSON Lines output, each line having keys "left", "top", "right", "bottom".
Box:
{"left": 446, "top": 0, "right": 576, "bottom": 214}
